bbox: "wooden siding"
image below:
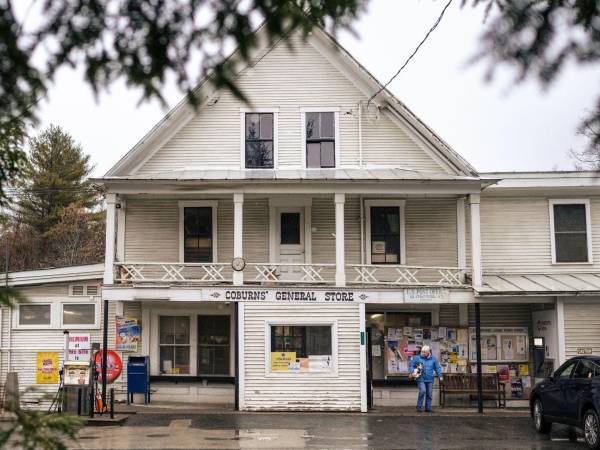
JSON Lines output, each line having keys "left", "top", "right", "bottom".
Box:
{"left": 123, "top": 196, "right": 460, "bottom": 269}
{"left": 481, "top": 197, "right": 600, "bottom": 273}
{"left": 136, "top": 32, "right": 446, "bottom": 174}
{"left": 565, "top": 299, "right": 600, "bottom": 358}
{"left": 242, "top": 302, "right": 361, "bottom": 411}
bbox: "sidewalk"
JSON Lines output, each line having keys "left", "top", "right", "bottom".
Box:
{"left": 116, "top": 401, "right": 530, "bottom": 417}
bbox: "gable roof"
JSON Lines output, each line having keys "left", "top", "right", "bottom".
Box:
{"left": 104, "top": 23, "right": 479, "bottom": 179}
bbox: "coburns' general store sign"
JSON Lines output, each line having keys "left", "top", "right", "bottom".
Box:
{"left": 202, "top": 289, "right": 377, "bottom": 303}
{"left": 201, "top": 288, "right": 448, "bottom": 303}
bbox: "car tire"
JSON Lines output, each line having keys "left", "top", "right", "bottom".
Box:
{"left": 533, "top": 398, "right": 552, "bottom": 434}
{"left": 583, "top": 409, "right": 600, "bottom": 450}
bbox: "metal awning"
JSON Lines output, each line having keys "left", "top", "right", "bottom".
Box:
{"left": 94, "top": 168, "right": 484, "bottom": 183}
{"left": 479, "top": 273, "right": 600, "bottom": 296}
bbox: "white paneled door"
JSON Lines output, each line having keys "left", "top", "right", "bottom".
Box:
{"left": 276, "top": 208, "right": 305, "bottom": 280}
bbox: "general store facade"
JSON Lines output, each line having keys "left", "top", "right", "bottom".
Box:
{"left": 4, "top": 25, "right": 600, "bottom": 412}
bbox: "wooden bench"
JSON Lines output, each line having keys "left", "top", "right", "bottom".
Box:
{"left": 440, "top": 373, "right": 506, "bottom": 408}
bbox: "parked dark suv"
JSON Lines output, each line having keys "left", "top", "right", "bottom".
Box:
{"left": 531, "top": 356, "right": 600, "bottom": 449}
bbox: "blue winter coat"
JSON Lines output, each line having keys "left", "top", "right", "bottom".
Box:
{"left": 409, "top": 353, "right": 442, "bottom": 383}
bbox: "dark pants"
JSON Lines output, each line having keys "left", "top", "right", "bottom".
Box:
{"left": 417, "top": 381, "right": 433, "bottom": 411}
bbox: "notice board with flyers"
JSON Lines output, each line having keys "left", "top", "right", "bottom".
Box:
{"left": 469, "top": 327, "right": 529, "bottom": 363}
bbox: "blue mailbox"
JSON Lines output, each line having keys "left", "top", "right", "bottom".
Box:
{"left": 127, "top": 356, "right": 150, "bottom": 404}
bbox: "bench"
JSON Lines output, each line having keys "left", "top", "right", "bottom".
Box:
{"left": 440, "top": 373, "right": 506, "bottom": 408}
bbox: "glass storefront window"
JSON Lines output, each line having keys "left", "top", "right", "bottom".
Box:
{"left": 270, "top": 325, "right": 333, "bottom": 373}
{"left": 197, "top": 315, "right": 230, "bottom": 375}
{"left": 159, "top": 316, "right": 191, "bottom": 374}
{"left": 62, "top": 303, "right": 96, "bottom": 325}
{"left": 19, "top": 304, "right": 51, "bottom": 326}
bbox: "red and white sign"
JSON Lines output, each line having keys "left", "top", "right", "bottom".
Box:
{"left": 94, "top": 350, "right": 123, "bottom": 384}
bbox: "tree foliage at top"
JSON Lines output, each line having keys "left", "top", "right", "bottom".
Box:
{"left": 17, "top": 125, "right": 98, "bottom": 234}
{"left": 464, "top": 0, "right": 600, "bottom": 152}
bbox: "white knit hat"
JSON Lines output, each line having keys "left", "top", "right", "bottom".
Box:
{"left": 421, "top": 345, "right": 431, "bottom": 353}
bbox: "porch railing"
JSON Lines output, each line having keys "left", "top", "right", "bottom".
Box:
{"left": 246, "top": 263, "right": 336, "bottom": 284}
{"left": 115, "top": 262, "right": 232, "bottom": 283}
{"left": 113, "top": 262, "right": 468, "bottom": 287}
{"left": 348, "top": 264, "right": 468, "bottom": 287}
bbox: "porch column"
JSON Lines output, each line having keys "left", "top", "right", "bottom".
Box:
{"left": 556, "top": 297, "right": 566, "bottom": 365}
{"left": 233, "top": 192, "right": 244, "bottom": 286}
{"left": 335, "top": 193, "right": 346, "bottom": 287}
{"left": 468, "top": 194, "right": 482, "bottom": 288}
{"left": 104, "top": 193, "right": 117, "bottom": 284}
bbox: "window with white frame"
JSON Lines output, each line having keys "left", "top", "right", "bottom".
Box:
{"left": 550, "top": 200, "right": 592, "bottom": 263}
{"left": 366, "top": 200, "right": 406, "bottom": 265}
{"left": 159, "top": 316, "right": 191, "bottom": 375}
{"left": 180, "top": 201, "right": 217, "bottom": 263}
{"left": 269, "top": 324, "right": 334, "bottom": 374}
{"left": 18, "top": 304, "right": 51, "bottom": 326}
{"left": 62, "top": 303, "right": 96, "bottom": 326}
{"left": 305, "top": 111, "right": 337, "bottom": 168}
{"left": 245, "top": 113, "right": 274, "bottom": 168}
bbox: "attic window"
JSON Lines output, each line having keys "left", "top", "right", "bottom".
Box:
{"left": 70, "top": 285, "right": 85, "bottom": 296}
{"left": 69, "top": 284, "right": 99, "bottom": 297}
{"left": 245, "top": 113, "right": 274, "bottom": 169}
{"left": 86, "top": 285, "right": 99, "bottom": 296}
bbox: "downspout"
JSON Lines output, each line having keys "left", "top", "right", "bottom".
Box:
{"left": 5, "top": 233, "right": 10, "bottom": 373}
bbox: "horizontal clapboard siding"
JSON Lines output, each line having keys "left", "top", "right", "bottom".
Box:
{"left": 136, "top": 32, "right": 446, "bottom": 174}
{"left": 242, "top": 303, "right": 361, "bottom": 411}
{"left": 439, "top": 304, "right": 460, "bottom": 327}
{"left": 0, "top": 281, "right": 114, "bottom": 409}
{"left": 468, "top": 304, "right": 533, "bottom": 329}
{"left": 123, "top": 196, "right": 460, "bottom": 270}
{"left": 565, "top": 300, "right": 600, "bottom": 358}
{"left": 481, "top": 196, "right": 600, "bottom": 273}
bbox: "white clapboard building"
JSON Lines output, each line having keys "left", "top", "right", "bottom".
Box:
{"left": 5, "top": 24, "right": 600, "bottom": 412}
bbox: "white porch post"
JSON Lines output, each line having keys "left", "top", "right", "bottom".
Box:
{"left": 468, "top": 194, "right": 482, "bottom": 288}
{"left": 335, "top": 193, "right": 346, "bottom": 287}
{"left": 104, "top": 193, "right": 117, "bottom": 284}
{"left": 233, "top": 192, "right": 244, "bottom": 286}
{"left": 556, "top": 297, "right": 566, "bottom": 365}
{"left": 456, "top": 197, "right": 466, "bottom": 270}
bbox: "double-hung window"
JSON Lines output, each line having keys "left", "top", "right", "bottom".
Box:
{"left": 305, "top": 112, "right": 336, "bottom": 168}
{"left": 550, "top": 200, "right": 592, "bottom": 263}
{"left": 366, "top": 201, "right": 405, "bottom": 265}
{"left": 181, "top": 202, "right": 217, "bottom": 263}
{"left": 245, "top": 113, "right": 274, "bottom": 168}
{"left": 18, "top": 304, "right": 51, "bottom": 326}
{"left": 62, "top": 303, "right": 96, "bottom": 326}
{"left": 159, "top": 316, "right": 191, "bottom": 375}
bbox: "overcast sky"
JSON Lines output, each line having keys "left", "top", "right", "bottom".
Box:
{"left": 33, "top": 1, "right": 599, "bottom": 176}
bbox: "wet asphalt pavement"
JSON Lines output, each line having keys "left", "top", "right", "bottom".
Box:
{"left": 74, "top": 412, "right": 590, "bottom": 449}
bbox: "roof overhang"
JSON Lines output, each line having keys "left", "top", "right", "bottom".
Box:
{"left": 7, "top": 264, "right": 104, "bottom": 287}
{"left": 481, "top": 171, "right": 600, "bottom": 196}
{"left": 477, "top": 272, "right": 600, "bottom": 297}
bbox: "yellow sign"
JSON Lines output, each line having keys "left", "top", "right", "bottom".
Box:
{"left": 36, "top": 352, "right": 59, "bottom": 384}
{"left": 270, "top": 352, "right": 296, "bottom": 372}
{"left": 518, "top": 364, "right": 529, "bottom": 376}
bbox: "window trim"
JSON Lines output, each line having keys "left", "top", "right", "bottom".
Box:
{"left": 300, "top": 107, "right": 340, "bottom": 169}
{"left": 240, "top": 108, "right": 279, "bottom": 170}
{"left": 365, "top": 199, "right": 406, "bottom": 266}
{"left": 60, "top": 302, "right": 99, "bottom": 329}
{"left": 178, "top": 200, "right": 219, "bottom": 264}
{"left": 16, "top": 302, "right": 53, "bottom": 329}
{"left": 549, "top": 199, "right": 593, "bottom": 264}
{"left": 264, "top": 319, "right": 339, "bottom": 378}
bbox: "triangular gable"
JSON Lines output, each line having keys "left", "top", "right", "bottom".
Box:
{"left": 106, "top": 24, "right": 478, "bottom": 178}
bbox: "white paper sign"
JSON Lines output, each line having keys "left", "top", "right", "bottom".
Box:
{"left": 67, "top": 333, "right": 91, "bottom": 362}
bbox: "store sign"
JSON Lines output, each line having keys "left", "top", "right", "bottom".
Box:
{"left": 577, "top": 347, "right": 593, "bottom": 355}
{"left": 404, "top": 288, "right": 446, "bottom": 302}
{"left": 36, "top": 352, "right": 59, "bottom": 384}
{"left": 116, "top": 316, "right": 141, "bottom": 352}
{"left": 271, "top": 352, "right": 296, "bottom": 371}
{"left": 203, "top": 289, "right": 377, "bottom": 303}
{"left": 67, "top": 332, "right": 91, "bottom": 362}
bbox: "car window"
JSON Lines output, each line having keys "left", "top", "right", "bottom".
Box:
{"left": 555, "top": 361, "right": 577, "bottom": 379}
{"left": 572, "top": 360, "right": 596, "bottom": 379}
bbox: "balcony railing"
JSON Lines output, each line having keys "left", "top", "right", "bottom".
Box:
{"left": 113, "top": 262, "right": 469, "bottom": 287}
{"left": 348, "top": 264, "right": 467, "bottom": 287}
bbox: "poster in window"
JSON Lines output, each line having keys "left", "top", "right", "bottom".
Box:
{"left": 36, "top": 352, "right": 59, "bottom": 384}
{"left": 308, "top": 355, "right": 332, "bottom": 371}
{"left": 502, "top": 337, "right": 515, "bottom": 360}
{"left": 271, "top": 352, "right": 296, "bottom": 372}
{"left": 116, "top": 316, "right": 141, "bottom": 352}
{"left": 372, "top": 241, "right": 386, "bottom": 254}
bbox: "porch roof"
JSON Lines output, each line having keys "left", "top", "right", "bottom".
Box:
{"left": 479, "top": 272, "right": 600, "bottom": 296}
{"left": 95, "top": 168, "right": 487, "bottom": 183}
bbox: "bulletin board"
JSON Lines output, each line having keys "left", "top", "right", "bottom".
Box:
{"left": 384, "top": 326, "right": 470, "bottom": 377}
{"left": 469, "top": 327, "right": 529, "bottom": 363}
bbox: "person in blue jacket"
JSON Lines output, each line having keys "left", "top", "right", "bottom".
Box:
{"left": 409, "top": 345, "right": 443, "bottom": 412}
